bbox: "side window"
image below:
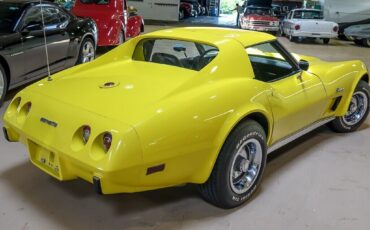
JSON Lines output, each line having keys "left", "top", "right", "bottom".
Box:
{"left": 22, "top": 7, "right": 42, "bottom": 28}
{"left": 133, "top": 39, "right": 219, "bottom": 71}
{"left": 246, "top": 42, "right": 298, "bottom": 82}
{"left": 42, "top": 7, "right": 61, "bottom": 26}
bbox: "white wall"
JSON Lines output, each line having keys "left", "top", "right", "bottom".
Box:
{"left": 128, "top": 0, "right": 180, "bottom": 21}
{"left": 322, "top": 0, "right": 370, "bottom": 23}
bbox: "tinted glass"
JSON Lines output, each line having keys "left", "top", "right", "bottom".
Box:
{"left": 245, "top": 7, "right": 272, "bottom": 16}
{"left": 23, "top": 7, "right": 42, "bottom": 28}
{"left": 0, "top": 3, "right": 21, "bottom": 33}
{"left": 246, "top": 42, "right": 296, "bottom": 82}
{"left": 133, "top": 39, "right": 219, "bottom": 71}
{"left": 81, "top": 0, "right": 109, "bottom": 5}
{"left": 293, "top": 10, "right": 323, "bottom": 19}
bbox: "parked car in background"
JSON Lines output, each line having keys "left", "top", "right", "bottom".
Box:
{"left": 72, "top": 0, "right": 144, "bottom": 47}
{"left": 179, "top": 2, "right": 194, "bottom": 20}
{"left": 281, "top": 9, "right": 338, "bottom": 44}
{"left": 240, "top": 6, "right": 280, "bottom": 35}
{"left": 181, "top": 0, "right": 202, "bottom": 16}
{"left": 0, "top": 0, "right": 97, "bottom": 106}
{"left": 344, "top": 24, "right": 370, "bottom": 47}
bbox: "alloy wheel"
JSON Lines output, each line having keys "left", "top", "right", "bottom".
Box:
{"left": 82, "top": 41, "right": 95, "bottom": 63}
{"left": 229, "top": 138, "right": 263, "bottom": 194}
{"left": 343, "top": 91, "right": 368, "bottom": 126}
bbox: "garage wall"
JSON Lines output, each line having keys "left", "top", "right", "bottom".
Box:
{"left": 128, "top": 0, "right": 180, "bottom": 21}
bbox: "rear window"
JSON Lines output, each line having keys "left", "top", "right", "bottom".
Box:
{"left": 133, "top": 39, "right": 219, "bottom": 71}
{"left": 80, "top": 0, "right": 109, "bottom": 5}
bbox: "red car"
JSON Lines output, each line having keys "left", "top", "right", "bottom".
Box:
{"left": 240, "top": 6, "right": 279, "bottom": 35}
{"left": 72, "top": 0, "right": 144, "bottom": 46}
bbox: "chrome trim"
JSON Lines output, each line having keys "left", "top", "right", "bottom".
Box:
{"left": 267, "top": 117, "right": 335, "bottom": 154}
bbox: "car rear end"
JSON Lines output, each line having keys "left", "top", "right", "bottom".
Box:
{"left": 3, "top": 90, "right": 146, "bottom": 194}
{"left": 291, "top": 20, "right": 339, "bottom": 38}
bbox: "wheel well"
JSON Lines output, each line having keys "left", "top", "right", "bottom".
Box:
{"left": 83, "top": 34, "right": 95, "bottom": 44}
{"left": 238, "top": 112, "right": 269, "bottom": 138}
{"left": 0, "top": 55, "right": 10, "bottom": 88}
{"left": 361, "top": 74, "right": 369, "bottom": 83}
{"left": 141, "top": 23, "right": 144, "bottom": 33}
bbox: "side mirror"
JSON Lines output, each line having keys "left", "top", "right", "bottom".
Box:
{"left": 298, "top": 60, "right": 309, "bottom": 71}
{"left": 173, "top": 44, "right": 186, "bottom": 52}
{"left": 22, "top": 22, "right": 43, "bottom": 33}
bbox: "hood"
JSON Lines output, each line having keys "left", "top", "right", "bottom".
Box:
{"left": 244, "top": 14, "right": 278, "bottom": 21}
{"left": 25, "top": 60, "right": 197, "bottom": 125}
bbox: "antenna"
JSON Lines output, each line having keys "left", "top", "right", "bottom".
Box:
{"left": 39, "top": 0, "right": 52, "bottom": 81}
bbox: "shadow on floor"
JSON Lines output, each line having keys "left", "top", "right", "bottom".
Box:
{"left": 0, "top": 124, "right": 345, "bottom": 229}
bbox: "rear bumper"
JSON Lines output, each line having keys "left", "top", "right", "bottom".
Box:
{"left": 291, "top": 31, "right": 337, "bottom": 38}
{"left": 4, "top": 124, "right": 146, "bottom": 194}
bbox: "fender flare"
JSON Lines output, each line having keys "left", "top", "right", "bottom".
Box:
{"left": 191, "top": 104, "right": 273, "bottom": 183}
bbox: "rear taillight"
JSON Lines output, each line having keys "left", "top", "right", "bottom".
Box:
{"left": 82, "top": 125, "right": 91, "bottom": 144}
{"left": 333, "top": 26, "right": 338, "bottom": 32}
{"left": 103, "top": 132, "right": 112, "bottom": 152}
{"left": 295, "top": 24, "right": 300, "bottom": 30}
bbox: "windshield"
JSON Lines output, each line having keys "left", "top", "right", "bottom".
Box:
{"left": 293, "top": 10, "right": 323, "bottom": 19}
{"left": 245, "top": 7, "right": 272, "bottom": 16}
{"left": 0, "top": 3, "right": 21, "bottom": 33}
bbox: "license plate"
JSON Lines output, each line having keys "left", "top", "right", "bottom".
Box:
{"left": 312, "top": 33, "right": 321, "bottom": 36}
{"left": 35, "top": 147, "right": 61, "bottom": 178}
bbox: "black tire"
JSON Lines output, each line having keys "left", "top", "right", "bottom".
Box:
{"left": 323, "top": 38, "right": 330, "bottom": 44}
{"left": 0, "top": 64, "right": 7, "bottom": 107}
{"left": 362, "top": 38, "right": 370, "bottom": 47}
{"left": 354, "top": 39, "right": 363, "bottom": 46}
{"left": 76, "top": 37, "right": 95, "bottom": 64}
{"left": 328, "top": 80, "right": 370, "bottom": 133}
{"left": 198, "top": 120, "right": 267, "bottom": 209}
{"left": 289, "top": 34, "right": 297, "bottom": 42}
{"left": 179, "top": 9, "right": 185, "bottom": 20}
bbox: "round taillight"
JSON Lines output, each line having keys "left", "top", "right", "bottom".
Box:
{"left": 82, "top": 125, "right": 91, "bottom": 144}
{"left": 295, "top": 24, "right": 300, "bottom": 30}
{"left": 333, "top": 26, "right": 338, "bottom": 32}
{"left": 102, "top": 132, "right": 112, "bottom": 152}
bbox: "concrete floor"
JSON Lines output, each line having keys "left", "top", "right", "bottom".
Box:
{"left": 1, "top": 27, "right": 370, "bottom": 230}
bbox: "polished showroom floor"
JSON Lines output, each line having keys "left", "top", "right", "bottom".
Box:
{"left": 1, "top": 26, "right": 370, "bottom": 230}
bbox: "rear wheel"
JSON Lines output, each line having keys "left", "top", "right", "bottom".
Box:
{"left": 362, "top": 38, "right": 370, "bottom": 47}
{"left": 328, "top": 81, "right": 370, "bottom": 132}
{"left": 198, "top": 120, "right": 267, "bottom": 209}
{"left": 289, "top": 34, "right": 297, "bottom": 42}
{"left": 179, "top": 9, "right": 185, "bottom": 20}
{"left": 354, "top": 39, "right": 363, "bottom": 46}
{"left": 0, "top": 64, "right": 8, "bottom": 107}
{"left": 323, "top": 38, "right": 330, "bottom": 44}
{"left": 77, "top": 38, "right": 95, "bottom": 64}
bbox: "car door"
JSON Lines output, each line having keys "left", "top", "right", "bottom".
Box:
{"left": 20, "top": 5, "right": 70, "bottom": 79}
{"left": 246, "top": 41, "right": 328, "bottom": 144}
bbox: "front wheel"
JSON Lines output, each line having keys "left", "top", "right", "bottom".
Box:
{"left": 77, "top": 38, "right": 95, "bottom": 64}
{"left": 362, "top": 38, "right": 370, "bottom": 47}
{"left": 328, "top": 80, "right": 370, "bottom": 132}
{"left": 198, "top": 120, "right": 267, "bottom": 209}
{"left": 323, "top": 38, "right": 330, "bottom": 44}
{"left": 0, "top": 64, "right": 8, "bottom": 107}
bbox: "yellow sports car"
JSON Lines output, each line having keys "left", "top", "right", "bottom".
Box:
{"left": 3, "top": 27, "right": 370, "bottom": 209}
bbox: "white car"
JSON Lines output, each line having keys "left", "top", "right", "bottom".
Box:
{"left": 281, "top": 9, "right": 339, "bottom": 44}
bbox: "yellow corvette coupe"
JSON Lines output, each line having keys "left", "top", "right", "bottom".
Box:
{"left": 3, "top": 28, "right": 370, "bottom": 209}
